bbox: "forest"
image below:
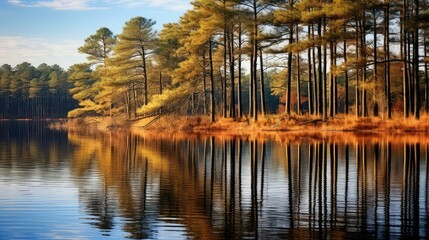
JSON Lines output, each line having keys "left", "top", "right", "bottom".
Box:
{"left": 1, "top": 0, "right": 429, "bottom": 122}
{"left": 0, "top": 63, "right": 75, "bottom": 118}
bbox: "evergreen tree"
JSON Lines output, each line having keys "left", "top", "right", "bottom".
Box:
{"left": 109, "top": 17, "right": 157, "bottom": 119}
{"left": 78, "top": 27, "right": 116, "bottom": 65}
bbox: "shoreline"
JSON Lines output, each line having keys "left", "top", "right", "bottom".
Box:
{"left": 48, "top": 114, "right": 429, "bottom": 134}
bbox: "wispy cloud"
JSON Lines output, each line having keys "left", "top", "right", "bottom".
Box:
{"left": 7, "top": 0, "right": 190, "bottom": 11}
{"left": 108, "top": 0, "right": 190, "bottom": 11}
{"left": 8, "top": 0, "right": 22, "bottom": 4}
{"left": 7, "top": 0, "right": 105, "bottom": 11}
{"left": 0, "top": 36, "right": 85, "bottom": 68}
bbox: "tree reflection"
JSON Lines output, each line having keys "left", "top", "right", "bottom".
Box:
{"left": 67, "top": 131, "right": 429, "bottom": 239}
{"left": 69, "top": 132, "right": 154, "bottom": 239}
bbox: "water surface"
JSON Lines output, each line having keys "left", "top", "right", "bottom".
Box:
{"left": 0, "top": 121, "right": 428, "bottom": 239}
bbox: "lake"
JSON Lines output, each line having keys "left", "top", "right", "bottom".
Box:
{"left": 0, "top": 120, "right": 428, "bottom": 239}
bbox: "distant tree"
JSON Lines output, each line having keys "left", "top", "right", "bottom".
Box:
{"left": 0, "top": 64, "right": 12, "bottom": 117}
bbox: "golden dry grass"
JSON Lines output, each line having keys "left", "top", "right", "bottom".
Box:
{"left": 52, "top": 113, "right": 429, "bottom": 137}
{"left": 133, "top": 113, "right": 429, "bottom": 133}
{"left": 49, "top": 114, "right": 429, "bottom": 146}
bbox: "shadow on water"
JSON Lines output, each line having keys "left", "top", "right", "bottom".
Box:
{"left": 1, "top": 121, "right": 429, "bottom": 239}
{"left": 66, "top": 130, "right": 429, "bottom": 239}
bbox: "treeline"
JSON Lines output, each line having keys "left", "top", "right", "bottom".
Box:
{"left": 12, "top": 0, "right": 429, "bottom": 121}
{"left": 0, "top": 63, "right": 76, "bottom": 118}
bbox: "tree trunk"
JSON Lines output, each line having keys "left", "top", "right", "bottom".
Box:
{"left": 286, "top": 22, "right": 293, "bottom": 115}
{"left": 318, "top": 19, "right": 323, "bottom": 118}
{"left": 230, "top": 31, "right": 236, "bottom": 118}
{"left": 259, "top": 48, "right": 265, "bottom": 116}
{"left": 425, "top": 34, "right": 428, "bottom": 113}
{"left": 252, "top": 0, "right": 258, "bottom": 121}
{"left": 334, "top": 44, "right": 337, "bottom": 115}
{"left": 209, "top": 40, "right": 216, "bottom": 122}
{"left": 407, "top": 17, "right": 414, "bottom": 114}
{"left": 308, "top": 25, "right": 314, "bottom": 115}
{"left": 223, "top": 27, "right": 228, "bottom": 118}
{"left": 413, "top": 0, "right": 420, "bottom": 119}
{"left": 203, "top": 52, "right": 207, "bottom": 115}
{"left": 356, "top": 18, "right": 360, "bottom": 117}
{"left": 373, "top": 7, "right": 378, "bottom": 117}
{"left": 384, "top": 1, "right": 391, "bottom": 118}
{"left": 132, "top": 82, "right": 138, "bottom": 119}
{"left": 249, "top": 53, "right": 254, "bottom": 117}
{"left": 142, "top": 46, "right": 148, "bottom": 106}
{"left": 359, "top": 15, "right": 367, "bottom": 117}
{"left": 296, "top": 26, "right": 301, "bottom": 115}
{"left": 373, "top": 7, "right": 378, "bottom": 80}
{"left": 312, "top": 24, "right": 318, "bottom": 115}
{"left": 238, "top": 22, "right": 243, "bottom": 118}
{"left": 344, "top": 24, "right": 349, "bottom": 115}
{"left": 125, "top": 92, "right": 131, "bottom": 119}
{"left": 401, "top": 0, "right": 409, "bottom": 117}
{"left": 322, "top": 18, "right": 327, "bottom": 122}
{"left": 329, "top": 41, "right": 335, "bottom": 117}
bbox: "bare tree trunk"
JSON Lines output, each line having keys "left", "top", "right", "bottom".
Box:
{"left": 249, "top": 53, "right": 254, "bottom": 117}
{"left": 408, "top": 16, "right": 414, "bottom": 114}
{"left": 329, "top": 41, "right": 335, "bottom": 117}
{"left": 223, "top": 27, "right": 228, "bottom": 118}
{"left": 203, "top": 52, "right": 207, "bottom": 115}
{"left": 296, "top": 26, "right": 301, "bottom": 115}
{"left": 125, "top": 91, "right": 131, "bottom": 119}
{"left": 344, "top": 24, "right": 349, "bottom": 115}
{"left": 334, "top": 44, "right": 337, "bottom": 115}
{"left": 252, "top": 0, "right": 258, "bottom": 121}
{"left": 425, "top": 34, "right": 428, "bottom": 113}
{"left": 229, "top": 31, "right": 236, "bottom": 118}
{"left": 142, "top": 46, "right": 148, "bottom": 106}
{"left": 384, "top": 1, "right": 391, "bottom": 118}
{"left": 401, "top": 0, "right": 409, "bottom": 118}
{"left": 373, "top": 7, "right": 378, "bottom": 80}
{"left": 318, "top": 19, "right": 324, "bottom": 118}
{"left": 356, "top": 18, "right": 360, "bottom": 117}
{"left": 322, "top": 18, "right": 327, "bottom": 122}
{"left": 286, "top": 22, "right": 294, "bottom": 115}
{"left": 132, "top": 82, "right": 138, "bottom": 119}
{"left": 209, "top": 40, "right": 216, "bottom": 122}
{"left": 312, "top": 24, "right": 318, "bottom": 115}
{"left": 308, "top": 25, "right": 314, "bottom": 115}
{"left": 373, "top": 7, "right": 378, "bottom": 117}
{"left": 159, "top": 71, "right": 163, "bottom": 115}
{"left": 259, "top": 48, "right": 266, "bottom": 116}
{"left": 238, "top": 22, "right": 243, "bottom": 118}
{"left": 413, "top": 0, "right": 420, "bottom": 119}
{"left": 359, "top": 15, "right": 367, "bottom": 117}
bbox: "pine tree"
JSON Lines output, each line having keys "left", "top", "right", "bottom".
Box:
{"left": 78, "top": 27, "right": 116, "bottom": 65}
{"left": 109, "top": 17, "right": 157, "bottom": 119}
{"left": 0, "top": 64, "right": 12, "bottom": 118}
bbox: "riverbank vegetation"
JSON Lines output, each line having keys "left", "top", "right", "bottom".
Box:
{"left": 49, "top": 114, "right": 429, "bottom": 133}
{"left": 3, "top": 0, "right": 429, "bottom": 132}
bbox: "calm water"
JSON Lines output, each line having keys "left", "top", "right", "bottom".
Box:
{"left": 0, "top": 121, "right": 429, "bottom": 239}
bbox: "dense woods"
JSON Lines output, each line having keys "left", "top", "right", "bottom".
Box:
{"left": 2, "top": 0, "right": 429, "bottom": 122}
{"left": 0, "top": 63, "right": 76, "bottom": 118}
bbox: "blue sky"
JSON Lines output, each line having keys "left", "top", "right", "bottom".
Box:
{"left": 0, "top": 0, "right": 190, "bottom": 69}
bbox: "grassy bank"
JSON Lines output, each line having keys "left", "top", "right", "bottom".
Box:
{"left": 133, "top": 114, "right": 429, "bottom": 133}
{"left": 51, "top": 114, "right": 429, "bottom": 134}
